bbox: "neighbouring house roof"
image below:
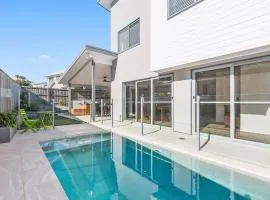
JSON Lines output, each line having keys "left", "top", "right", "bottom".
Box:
{"left": 97, "top": 0, "right": 118, "bottom": 11}
{"left": 45, "top": 70, "right": 65, "bottom": 78}
{"left": 33, "top": 82, "right": 47, "bottom": 85}
{"left": 59, "top": 45, "right": 118, "bottom": 86}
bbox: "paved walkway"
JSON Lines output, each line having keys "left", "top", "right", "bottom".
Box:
{"left": 0, "top": 124, "right": 104, "bottom": 200}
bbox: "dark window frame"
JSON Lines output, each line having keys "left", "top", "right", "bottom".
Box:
{"left": 118, "top": 18, "right": 140, "bottom": 53}
{"left": 167, "top": 0, "right": 204, "bottom": 20}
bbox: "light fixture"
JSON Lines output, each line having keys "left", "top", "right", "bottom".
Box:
{"left": 85, "top": 50, "right": 93, "bottom": 60}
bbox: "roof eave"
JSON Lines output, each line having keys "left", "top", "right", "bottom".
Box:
{"left": 85, "top": 45, "right": 118, "bottom": 57}
{"left": 59, "top": 45, "right": 118, "bottom": 85}
{"left": 97, "top": 0, "right": 119, "bottom": 12}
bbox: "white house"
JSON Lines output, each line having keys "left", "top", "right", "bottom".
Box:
{"left": 45, "top": 71, "right": 66, "bottom": 89}
{"left": 60, "top": 0, "right": 270, "bottom": 145}
{"left": 32, "top": 82, "right": 47, "bottom": 88}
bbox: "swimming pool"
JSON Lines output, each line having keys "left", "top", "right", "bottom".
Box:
{"left": 41, "top": 133, "right": 270, "bottom": 200}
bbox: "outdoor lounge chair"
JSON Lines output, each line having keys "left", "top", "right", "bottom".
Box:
{"left": 19, "top": 109, "right": 40, "bottom": 133}
{"left": 71, "top": 104, "right": 90, "bottom": 116}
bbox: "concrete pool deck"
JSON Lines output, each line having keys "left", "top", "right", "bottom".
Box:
{"left": 91, "top": 119, "right": 270, "bottom": 182}
{"left": 0, "top": 122, "right": 270, "bottom": 199}
{"left": 0, "top": 124, "right": 104, "bottom": 200}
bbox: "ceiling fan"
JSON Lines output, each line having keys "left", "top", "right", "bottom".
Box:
{"left": 96, "top": 76, "right": 111, "bottom": 83}
{"left": 103, "top": 76, "right": 110, "bottom": 82}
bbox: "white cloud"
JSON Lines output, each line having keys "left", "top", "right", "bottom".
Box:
{"left": 38, "top": 54, "right": 51, "bottom": 60}
{"left": 25, "top": 54, "right": 51, "bottom": 62}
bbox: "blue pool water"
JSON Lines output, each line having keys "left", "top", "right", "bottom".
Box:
{"left": 41, "top": 133, "right": 270, "bottom": 200}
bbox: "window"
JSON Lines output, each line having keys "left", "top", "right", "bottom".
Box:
{"left": 168, "top": 0, "right": 204, "bottom": 19}
{"left": 118, "top": 19, "right": 140, "bottom": 52}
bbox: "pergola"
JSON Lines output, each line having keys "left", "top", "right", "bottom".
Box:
{"left": 59, "top": 45, "right": 117, "bottom": 121}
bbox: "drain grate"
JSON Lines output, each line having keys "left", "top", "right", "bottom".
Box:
{"left": 178, "top": 137, "right": 186, "bottom": 140}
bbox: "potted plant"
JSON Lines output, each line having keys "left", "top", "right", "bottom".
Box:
{"left": 0, "top": 111, "right": 18, "bottom": 143}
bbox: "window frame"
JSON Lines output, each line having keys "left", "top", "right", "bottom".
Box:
{"left": 167, "top": 0, "right": 204, "bottom": 20}
{"left": 118, "top": 18, "right": 140, "bottom": 53}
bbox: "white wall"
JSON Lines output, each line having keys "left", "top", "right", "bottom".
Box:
{"left": 110, "top": 0, "right": 156, "bottom": 120}
{"left": 151, "top": 0, "right": 270, "bottom": 72}
{"left": 174, "top": 69, "right": 192, "bottom": 133}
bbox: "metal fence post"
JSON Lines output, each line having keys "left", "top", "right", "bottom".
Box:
{"left": 17, "top": 88, "right": 21, "bottom": 129}
{"left": 52, "top": 99, "right": 55, "bottom": 128}
{"left": 89, "top": 101, "right": 92, "bottom": 124}
{"left": 28, "top": 91, "right": 31, "bottom": 108}
{"left": 196, "top": 96, "right": 201, "bottom": 150}
{"left": 111, "top": 99, "right": 114, "bottom": 128}
{"left": 141, "top": 96, "right": 144, "bottom": 136}
{"left": 101, "top": 99, "right": 104, "bottom": 125}
{"left": 171, "top": 96, "right": 174, "bottom": 132}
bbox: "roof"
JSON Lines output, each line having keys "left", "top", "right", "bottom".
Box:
{"left": 85, "top": 45, "right": 118, "bottom": 57}
{"left": 59, "top": 45, "right": 118, "bottom": 86}
{"left": 97, "top": 0, "right": 118, "bottom": 11}
{"left": 33, "top": 82, "right": 47, "bottom": 85}
{"left": 45, "top": 70, "right": 65, "bottom": 78}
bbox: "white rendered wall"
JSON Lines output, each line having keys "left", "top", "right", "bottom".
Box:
{"left": 173, "top": 69, "right": 192, "bottom": 133}
{"left": 151, "top": 0, "right": 270, "bottom": 72}
{"left": 110, "top": 0, "right": 156, "bottom": 121}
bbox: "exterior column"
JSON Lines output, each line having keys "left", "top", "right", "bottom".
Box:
{"left": 135, "top": 82, "right": 138, "bottom": 121}
{"left": 68, "top": 83, "right": 72, "bottom": 112}
{"left": 230, "top": 65, "right": 235, "bottom": 139}
{"left": 151, "top": 79, "right": 154, "bottom": 124}
{"left": 129, "top": 87, "right": 133, "bottom": 118}
{"left": 91, "top": 61, "right": 96, "bottom": 122}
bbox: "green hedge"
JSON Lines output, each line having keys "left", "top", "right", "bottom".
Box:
{"left": 0, "top": 111, "right": 17, "bottom": 128}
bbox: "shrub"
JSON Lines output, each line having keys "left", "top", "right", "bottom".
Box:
{"left": 0, "top": 111, "right": 18, "bottom": 128}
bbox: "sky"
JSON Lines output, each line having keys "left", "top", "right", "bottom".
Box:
{"left": 0, "top": 0, "right": 110, "bottom": 83}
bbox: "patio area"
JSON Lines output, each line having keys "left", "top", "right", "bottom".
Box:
{"left": 1, "top": 121, "right": 270, "bottom": 199}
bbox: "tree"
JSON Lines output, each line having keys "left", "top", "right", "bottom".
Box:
{"left": 15, "top": 75, "right": 33, "bottom": 87}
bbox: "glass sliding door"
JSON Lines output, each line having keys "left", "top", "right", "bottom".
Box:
{"left": 124, "top": 82, "right": 136, "bottom": 120}
{"left": 153, "top": 76, "right": 172, "bottom": 127}
{"left": 124, "top": 75, "right": 173, "bottom": 126}
{"left": 193, "top": 59, "right": 270, "bottom": 144}
{"left": 234, "top": 61, "right": 270, "bottom": 144}
{"left": 137, "top": 80, "right": 151, "bottom": 123}
{"left": 195, "top": 67, "right": 230, "bottom": 137}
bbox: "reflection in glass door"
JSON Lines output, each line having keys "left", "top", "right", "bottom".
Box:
{"left": 234, "top": 61, "right": 270, "bottom": 144}
{"left": 137, "top": 80, "right": 151, "bottom": 123}
{"left": 193, "top": 59, "right": 270, "bottom": 144}
{"left": 124, "top": 75, "right": 173, "bottom": 127}
{"left": 124, "top": 82, "right": 136, "bottom": 120}
{"left": 153, "top": 76, "right": 172, "bottom": 127}
{"left": 194, "top": 67, "right": 231, "bottom": 137}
